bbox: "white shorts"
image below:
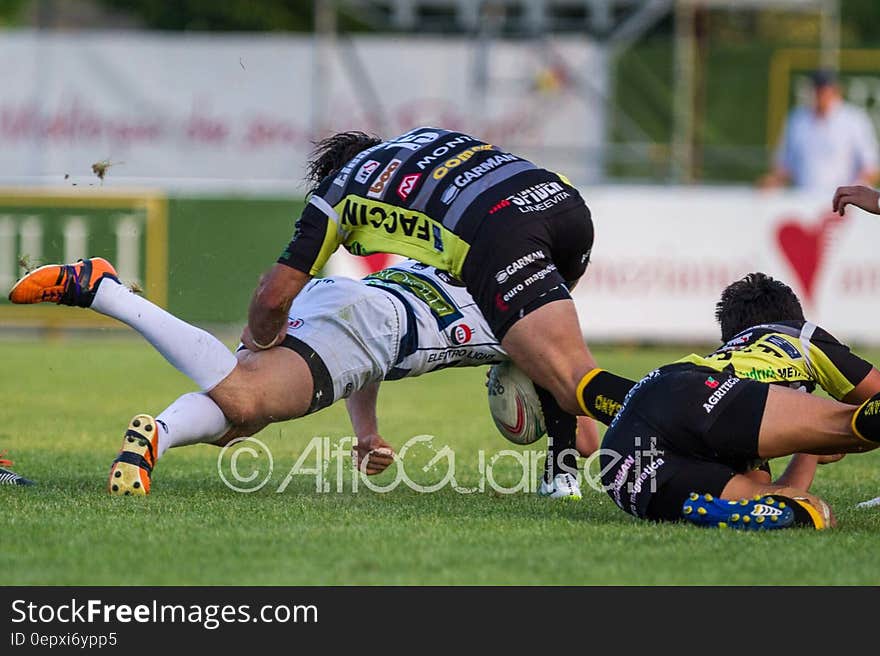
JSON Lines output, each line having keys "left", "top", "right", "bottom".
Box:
{"left": 285, "top": 277, "right": 405, "bottom": 405}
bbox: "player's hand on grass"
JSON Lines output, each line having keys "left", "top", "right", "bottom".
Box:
{"left": 816, "top": 453, "right": 845, "bottom": 465}
{"left": 353, "top": 434, "right": 395, "bottom": 475}
{"left": 832, "top": 185, "right": 880, "bottom": 216}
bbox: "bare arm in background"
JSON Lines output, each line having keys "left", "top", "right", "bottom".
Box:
{"left": 833, "top": 185, "right": 880, "bottom": 215}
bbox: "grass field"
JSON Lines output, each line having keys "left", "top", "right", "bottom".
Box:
{"left": 2, "top": 337, "right": 880, "bottom": 586}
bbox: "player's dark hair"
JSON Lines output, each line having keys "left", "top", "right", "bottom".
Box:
{"left": 305, "top": 131, "right": 383, "bottom": 191}
{"left": 715, "top": 272, "right": 805, "bottom": 342}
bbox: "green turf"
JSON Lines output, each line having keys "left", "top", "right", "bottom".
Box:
{"left": 2, "top": 338, "right": 879, "bottom": 585}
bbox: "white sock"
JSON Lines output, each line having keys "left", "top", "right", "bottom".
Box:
{"left": 155, "top": 393, "right": 231, "bottom": 458}
{"left": 91, "top": 279, "right": 237, "bottom": 391}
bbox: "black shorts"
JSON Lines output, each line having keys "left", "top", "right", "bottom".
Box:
{"left": 599, "top": 363, "right": 770, "bottom": 522}
{"left": 460, "top": 190, "right": 593, "bottom": 340}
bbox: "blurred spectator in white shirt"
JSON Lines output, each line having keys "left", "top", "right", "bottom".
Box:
{"left": 759, "top": 70, "right": 880, "bottom": 192}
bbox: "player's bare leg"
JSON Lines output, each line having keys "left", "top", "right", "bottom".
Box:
{"left": 209, "top": 347, "right": 315, "bottom": 428}
{"left": 501, "top": 299, "right": 596, "bottom": 416}
{"left": 679, "top": 384, "right": 880, "bottom": 529}
{"left": 8, "top": 257, "right": 319, "bottom": 495}
{"left": 756, "top": 385, "right": 878, "bottom": 458}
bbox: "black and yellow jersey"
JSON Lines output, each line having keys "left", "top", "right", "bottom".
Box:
{"left": 677, "top": 320, "right": 872, "bottom": 400}
{"left": 278, "top": 126, "right": 578, "bottom": 278}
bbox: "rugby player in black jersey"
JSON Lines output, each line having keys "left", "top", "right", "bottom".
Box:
{"left": 244, "top": 128, "right": 635, "bottom": 497}
{"left": 600, "top": 272, "right": 880, "bottom": 530}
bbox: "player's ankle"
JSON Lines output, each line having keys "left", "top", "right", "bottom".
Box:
{"left": 576, "top": 369, "right": 636, "bottom": 425}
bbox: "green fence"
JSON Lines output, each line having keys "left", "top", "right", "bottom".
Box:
{"left": 0, "top": 189, "right": 306, "bottom": 327}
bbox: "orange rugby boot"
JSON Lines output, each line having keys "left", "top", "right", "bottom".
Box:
{"left": 8, "top": 257, "right": 118, "bottom": 307}
{"left": 108, "top": 414, "right": 158, "bottom": 496}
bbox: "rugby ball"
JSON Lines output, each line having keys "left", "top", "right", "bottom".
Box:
{"left": 487, "top": 362, "right": 546, "bottom": 445}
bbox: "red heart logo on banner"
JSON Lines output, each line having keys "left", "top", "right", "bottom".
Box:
{"left": 362, "top": 252, "right": 395, "bottom": 275}
{"left": 775, "top": 212, "right": 846, "bottom": 303}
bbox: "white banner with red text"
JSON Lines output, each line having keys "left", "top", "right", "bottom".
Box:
{"left": 0, "top": 30, "right": 604, "bottom": 192}
{"left": 325, "top": 187, "right": 880, "bottom": 345}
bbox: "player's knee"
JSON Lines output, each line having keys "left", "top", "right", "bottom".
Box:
{"left": 215, "top": 394, "right": 262, "bottom": 428}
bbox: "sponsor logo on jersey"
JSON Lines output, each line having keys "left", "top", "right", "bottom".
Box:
{"left": 495, "top": 250, "right": 546, "bottom": 284}
{"left": 333, "top": 143, "right": 383, "bottom": 187}
{"left": 522, "top": 263, "right": 556, "bottom": 287}
{"left": 340, "top": 198, "right": 442, "bottom": 249}
{"left": 365, "top": 268, "right": 463, "bottom": 328}
{"left": 426, "top": 348, "right": 497, "bottom": 364}
{"left": 766, "top": 334, "right": 803, "bottom": 359}
{"left": 415, "top": 135, "right": 478, "bottom": 170}
{"left": 450, "top": 324, "right": 473, "bottom": 345}
{"left": 705, "top": 376, "right": 720, "bottom": 389}
{"left": 289, "top": 318, "right": 304, "bottom": 330}
{"left": 367, "top": 159, "right": 402, "bottom": 198}
{"left": 441, "top": 185, "right": 460, "bottom": 205}
{"left": 724, "top": 332, "right": 753, "bottom": 347}
{"left": 505, "top": 181, "right": 570, "bottom": 213}
{"left": 386, "top": 130, "right": 441, "bottom": 152}
{"left": 745, "top": 367, "right": 775, "bottom": 381}
{"left": 396, "top": 173, "right": 421, "bottom": 200}
{"left": 452, "top": 153, "right": 519, "bottom": 187}
{"left": 355, "top": 160, "right": 381, "bottom": 184}
{"left": 703, "top": 377, "right": 739, "bottom": 413}
{"left": 489, "top": 198, "right": 511, "bottom": 214}
{"left": 440, "top": 153, "right": 521, "bottom": 206}
{"left": 431, "top": 144, "right": 494, "bottom": 180}
{"left": 436, "top": 270, "right": 465, "bottom": 287}
{"left": 501, "top": 284, "right": 524, "bottom": 303}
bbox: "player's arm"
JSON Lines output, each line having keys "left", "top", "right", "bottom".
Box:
{"left": 772, "top": 453, "right": 822, "bottom": 491}
{"left": 806, "top": 327, "right": 878, "bottom": 404}
{"left": 832, "top": 185, "right": 880, "bottom": 216}
{"left": 346, "top": 382, "right": 395, "bottom": 476}
{"left": 841, "top": 366, "right": 880, "bottom": 404}
{"left": 246, "top": 192, "right": 342, "bottom": 349}
{"left": 245, "top": 265, "right": 311, "bottom": 350}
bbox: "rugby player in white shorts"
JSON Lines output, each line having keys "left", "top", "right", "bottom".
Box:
{"left": 9, "top": 256, "right": 598, "bottom": 496}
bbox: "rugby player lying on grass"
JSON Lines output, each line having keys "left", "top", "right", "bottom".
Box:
{"left": 9, "top": 257, "right": 599, "bottom": 496}
{"left": 600, "top": 272, "right": 880, "bottom": 530}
